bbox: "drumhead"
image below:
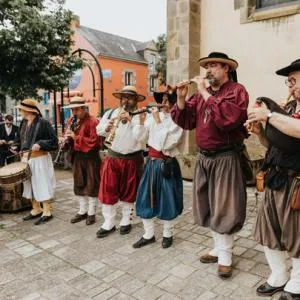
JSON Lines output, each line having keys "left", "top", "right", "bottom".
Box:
{"left": 0, "top": 162, "right": 29, "bottom": 177}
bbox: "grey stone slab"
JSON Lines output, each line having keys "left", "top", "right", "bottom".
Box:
{"left": 79, "top": 260, "right": 106, "bottom": 273}
{"left": 13, "top": 244, "right": 42, "bottom": 258}
{"left": 68, "top": 273, "right": 101, "bottom": 293}
{"left": 111, "top": 274, "right": 145, "bottom": 295}
{"left": 56, "top": 266, "right": 85, "bottom": 282}
{"left": 38, "top": 239, "right": 61, "bottom": 249}
{"left": 168, "top": 263, "right": 196, "bottom": 278}
{"left": 0, "top": 269, "right": 15, "bottom": 285}
{"left": 232, "top": 271, "right": 263, "bottom": 287}
{"left": 93, "top": 287, "right": 120, "bottom": 300}
{"left": 196, "top": 291, "right": 218, "bottom": 300}
{"left": 133, "top": 285, "right": 164, "bottom": 300}
{"left": 158, "top": 275, "right": 186, "bottom": 294}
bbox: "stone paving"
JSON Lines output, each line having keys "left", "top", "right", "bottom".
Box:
{"left": 0, "top": 171, "right": 283, "bottom": 300}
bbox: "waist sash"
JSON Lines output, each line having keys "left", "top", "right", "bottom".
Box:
{"left": 107, "top": 149, "right": 143, "bottom": 160}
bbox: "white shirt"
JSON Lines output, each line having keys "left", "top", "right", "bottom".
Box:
{"left": 138, "top": 112, "right": 183, "bottom": 157}
{"left": 97, "top": 107, "right": 147, "bottom": 154}
{"left": 5, "top": 124, "right": 12, "bottom": 136}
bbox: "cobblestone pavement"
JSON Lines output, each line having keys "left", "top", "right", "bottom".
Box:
{"left": 0, "top": 171, "right": 282, "bottom": 300}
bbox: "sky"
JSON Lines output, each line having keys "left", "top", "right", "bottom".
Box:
{"left": 64, "top": 0, "right": 167, "bottom": 42}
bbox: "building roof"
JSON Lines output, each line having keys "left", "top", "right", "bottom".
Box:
{"left": 78, "top": 26, "right": 156, "bottom": 64}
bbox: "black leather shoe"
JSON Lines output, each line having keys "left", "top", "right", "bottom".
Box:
{"left": 162, "top": 236, "right": 173, "bottom": 248}
{"left": 256, "top": 282, "right": 285, "bottom": 297}
{"left": 23, "top": 212, "right": 42, "bottom": 221}
{"left": 96, "top": 226, "right": 116, "bottom": 238}
{"left": 132, "top": 236, "right": 156, "bottom": 248}
{"left": 86, "top": 215, "right": 95, "bottom": 225}
{"left": 71, "top": 213, "right": 87, "bottom": 224}
{"left": 120, "top": 224, "right": 132, "bottom": 235}
{"left": 279, "top": 291, "right": 300, "bottom": 300}
{"left": 34, "top": 215, "right": 53, "bottom": 225}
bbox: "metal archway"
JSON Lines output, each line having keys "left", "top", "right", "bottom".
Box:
{"left": 72, "top": 48, "right": 104, "bottom": 116}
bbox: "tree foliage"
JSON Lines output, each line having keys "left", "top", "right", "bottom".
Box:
{"left": 155, "top": 34, "right": 167, "bottom": 85}
{"left": 0, "top": 0, "right": 83, "bottom": 100}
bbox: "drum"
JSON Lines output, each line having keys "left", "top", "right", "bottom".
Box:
{"left": 0, "top": 162, "right": 31, "bottom": 187}
{"left": 0, "top": 184, "right": 31, "bottom": 212}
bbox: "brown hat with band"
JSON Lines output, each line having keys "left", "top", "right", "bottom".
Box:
{"left": 17, "top": 99, "right": 42, "bottom": 116}
{"left": 198, "top": 52, "right": 238, "bottom": 70}
{"left": 113, "top": 85, "right": 146, "bottom": 102}
{"left": 64, "top": 96, "right": 88, "bottom": 109}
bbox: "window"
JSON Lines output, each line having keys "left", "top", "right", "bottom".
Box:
{"left": 43, "top": 91, "right": 49, "bottom": 105}
{"left": 125, "top": 71, "right": 133, "bottom": 85}
{"left": 149, "top": 54, "right": 156, "bottom": 74}
{"left": 150, "top": 75, "right": 156, "bottom": 92}
{"left": 256, "top": 0, "right": 298, "bottom": 8}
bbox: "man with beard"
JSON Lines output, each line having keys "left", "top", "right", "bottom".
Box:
{"left": 246, "top": 59, "right": 300, "bottom": 300}
{"left": 96, "top": 86, "right": 146, "bottom": 238}
{"left": 171, "top": 52, "right": 249, "bottom": 278}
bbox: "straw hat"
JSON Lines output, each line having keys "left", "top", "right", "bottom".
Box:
{"left": 17, "top": 99, "right": 42, "bottom": 115}
{"left": 198, "top": 52, "right": 238, "bottom": 70}
{"left": 64, "top": 96, "right": 88, "bottom": 109}
{"left": 112, "top": 86, "right": 146, "bottom": 102}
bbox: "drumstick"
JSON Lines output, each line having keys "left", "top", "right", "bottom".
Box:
{"left": 6, "top": 150, "right": 32, "bottom": 161}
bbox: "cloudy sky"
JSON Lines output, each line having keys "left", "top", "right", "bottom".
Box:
{"left": 64, "top": 0, "right": 167, "bottom": 41}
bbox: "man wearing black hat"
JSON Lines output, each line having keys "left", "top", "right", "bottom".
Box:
{"left": 171, "top": 52, "right": 249, "bottom": 278}
{"left": 246, "top": 59, "right": 300, "bottom": 300}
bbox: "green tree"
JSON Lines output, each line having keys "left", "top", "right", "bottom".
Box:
{"left": 0, "top": 0, "right": 83, "bottom": 101}
{"left": 155, "top": 34, "right": 167, "bottom": 85}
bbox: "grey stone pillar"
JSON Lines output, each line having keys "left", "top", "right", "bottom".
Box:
{"left": 167, "top": 0, "right": 201, "bottom": 179}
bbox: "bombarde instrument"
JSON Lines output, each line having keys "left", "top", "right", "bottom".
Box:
{"left": 247, "top": 93, "right": 292, "bottom": 134}
{"left": 169, "top": 76, "right": 208, "bottom": 92}
{"left": 249, "top": 94, "right": 300, "bottom": 154}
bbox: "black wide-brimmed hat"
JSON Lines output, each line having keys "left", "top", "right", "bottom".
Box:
{"left": 276, "top": 59, "right": 300, "bottom": 77}
{"left": 198, "top": 52, "right": 238, "bottom": 70}
{"left": 153, "top": 85, "right": 177, "bottom": 105}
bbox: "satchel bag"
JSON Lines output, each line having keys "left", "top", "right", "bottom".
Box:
{"left": 161, "top": 159, "right": 174, "bottom": 179}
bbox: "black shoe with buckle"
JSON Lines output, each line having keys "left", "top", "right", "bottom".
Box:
{"left": 34, "top": 215, "right": 53, "bottom": 225}
{"left": 96, "top": 226, "right": 116, "bottom": 238}
{"left": 279, "top": 291, "right": 300, "bottom": 300}
{"left": 71, "top": 213, "right": 87, "bottom": 224}
{"left": 256, "top": 282, "right": 285, "bottom": 297}
{"left": 23, "top": 212, "right": 42, "bottom": 221}
{"left": 132, "top": 236, "right": 156, "bottom": 248}
{"left": 162, "top": 236, "right": 173, "bottom": 248}
{"left": 120, "top": 224, "right": 132, "bottom": 235}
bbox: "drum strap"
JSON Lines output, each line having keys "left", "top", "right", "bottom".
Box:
{"left": 28, "top": 118, "right": 41, "bottom": 161}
